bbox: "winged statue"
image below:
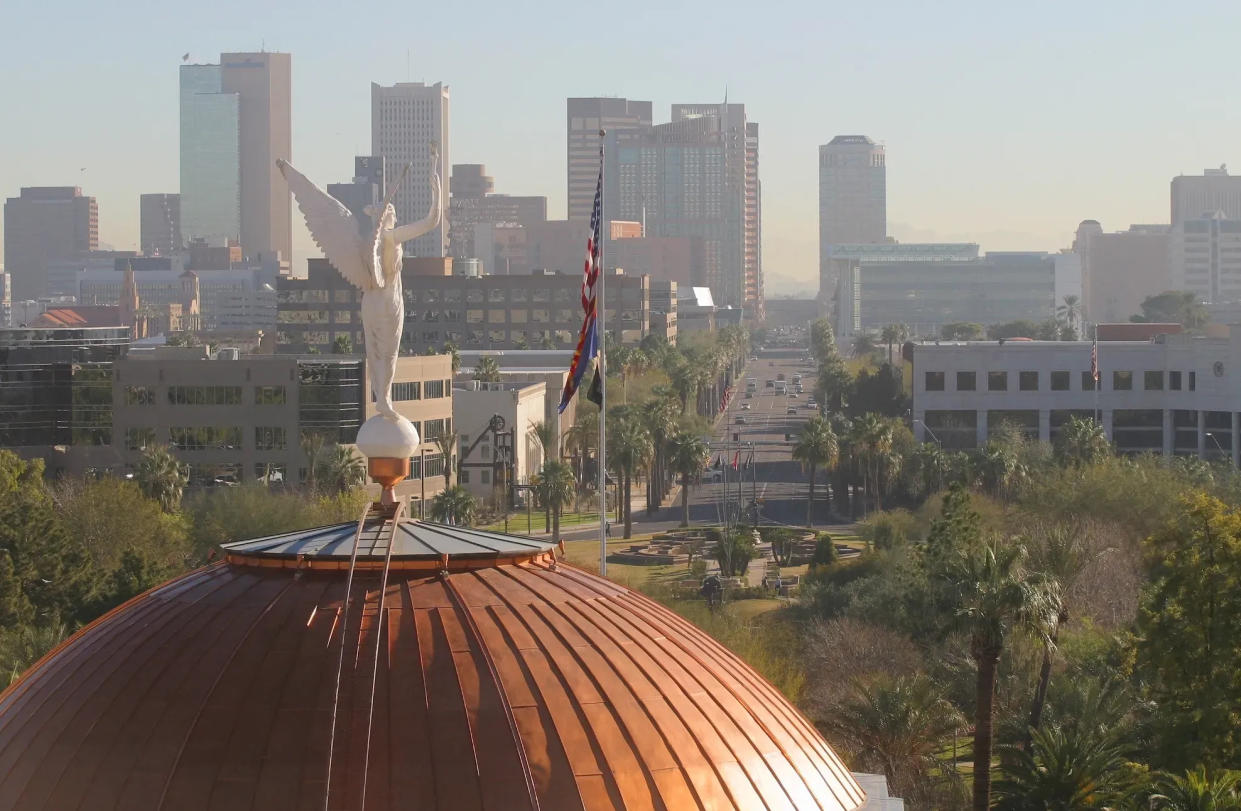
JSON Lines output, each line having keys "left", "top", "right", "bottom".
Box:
{"left": 277, "top": 149, "right": 441, "bottom": 421}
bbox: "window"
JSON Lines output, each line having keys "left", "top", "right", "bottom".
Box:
{"left": 481, "top": 470, "right": 491, "bottom": 484}
{"left": 1112, "top": 370, "right": 1133, "bottom": 391}
{"left": 1050, "top": 371, "right": 1070, "bottom": 391}
{"left": 170, "top": 426, "right": 243, "bottom": 451}
{"left": 255, "top": 426, "right": 286, "bottom": 451}
{"left": 956, "top": 371, "right": 976, "bottom": 391}
{"left": 423, "top": 418, "right": 448, "bottom": 440}
{"left": 459, "top": 469, "right": 470, "bottom": 484}
{"left": 254, "top": 386, "right": 286, "bottom": 405}
{"left": 925, "top": 371, "right": 945, "bottom": 391}
{"left": 125, "top": 427, "right": 157, "bottom": 450}
{"left": 125, "top": 386, "right": 157, "bottom": 406}
{"left": 424, "top": 380, "right": 446, "bottom": 399}
{"left": 1189, "top": 371, "right": 1197, "bottom": 391}
{"left": 988, "top": 371, "right": 1008, "bottom": 391}
{"left": 1081, "top": 371, "right": 1097, "bottom": 391}
{"left": 1170, "top": 371, "right": 1182, "bottom": 390}
{"left": 168, "top": 386, "right": 243, "bottom": 405}
{"left": 254, "top": 462, "right": 286, "bottom": 483}
{"left": 1144, "top": 371, "right": 1164, "bottom": 390}
{"left": 1019, "top": 371, "right": 1039, "bottom": 391}
{"left": 392, "top": 381, "right": 421, "bottom": 401}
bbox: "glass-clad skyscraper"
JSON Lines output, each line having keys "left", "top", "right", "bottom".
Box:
{"left": 180, "top": 65, "right": 240, "bottom": 246}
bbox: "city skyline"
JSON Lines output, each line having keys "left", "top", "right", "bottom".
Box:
{"left": 5, "top": 0, "right": 1241, "bottom": 295}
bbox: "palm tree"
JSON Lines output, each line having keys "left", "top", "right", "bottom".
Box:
{"left": 852, "top": 332, "right": 878, "bottom": 359}
{"left": 821, "top": 675, "right": 964, "bottom": 804}
{"left": 528, "top": 419, "right": 558, "bottom": 528}
{"left": 945, "top": 539, "right": 1059, "bottom": 811}
{"left": 332, "top": 334, "right": 353, "bottom": 355}
{"left": 880, "top": 324, "right": 909, "bottom": 365}
{"left": 316, "top": 445, "right": 366, "bottom": 493}
{"left": 434, "top": 431, "right": 458, "bottom": 488}
{"left": 565, "top": 411, "right": 598, "bottom": 494}
{"left": 1054, "top": 416, "right": 1110, "bottom": 468}
{"left": 976, "top": 440, "right": 1026, "bottom": 499}
{"left": 429, "top": 485, "right": 476, "bottom": 525}
{"left": 607, "top": 410, "right": 652, "bottom": 539}
{"left": 1056, "top": 295, "right": 1081, "bottom": 336}
{"left": 667, "top": 431, "right": 709, "bottom": 527}
{"left": 473, "top": 355, "right": 501, "bottom": 383}
{"left": 793, "top": 417, "right": 839, "bottom": 527}
{"left": 135, "top": 445, "right": 187, "bottom": 512}
{"left": 531, "top": 460, "right": 575, "bottom": 543}
{"left": 440, "top": 341, "right": 461, "bottom": 373}
{"left": 849, "top": 415, "right": 900, "bottom": 514}
{"left": 642, "top": 395, "right": 680, "bottom": 512}
{"left": 1149, "top": 767, "right": 1241, "bottom": 809}
{"left": 993, "top": 723, "right": 1135, "bottom": 809}
{"left": 1025, "top": 523, "right": 1107, "bottom": 735}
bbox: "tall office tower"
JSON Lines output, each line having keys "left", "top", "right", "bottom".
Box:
{"left": 1169, "top": 211, "right": 1241, "bottom": 303}
{"left": 140, "top": 194, "right": 182, "bottom": 256}
{"left": 3, "top": 187, "right": 98, "bottom": 301}
{"left": 371, "top": 81, "right": 450, "bottom": 258}
{"left": 327, "top": 156, "right": 386, "bottom": 233}
{"left": 818, "top": 135, "right": 886, "bottom": 300}
{"left": 1172, "top": 166, "right": 1241, "bottom": 226}
{"left": 611, "top": 103, "right": 761, "bottom": 316}
{"left": 179, "top": 52, "right": 292, "bottom": 263}
{"left": 566, "top": 98, "right": 652, "bottom": 220}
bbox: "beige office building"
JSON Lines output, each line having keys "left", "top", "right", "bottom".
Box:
{"left": 454, "top": 380, "right": 547, "bottom": 504}
{"left": 1073, "top": 220, "right": 1171, "bottom": 323}
{"left": 3, "top": 187, "right": 99, "bottom": 302}
{"left": 112, "top": 348, "right": 452, "bottom": 509}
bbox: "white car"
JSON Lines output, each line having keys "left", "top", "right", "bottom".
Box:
{"left": 786, "top": 407, "right": 797, "bottom": 415}
{"left": 788, "top": 392, "right": 799, "bottom": 399}
{"left": 741, "top": 402, "right": 752, "bottom": 410}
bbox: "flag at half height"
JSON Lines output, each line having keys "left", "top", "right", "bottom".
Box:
{"left": 1091, "top": 337, "right": 1099, "bottom": 382}
{"left": 558, "top": 156, "right": 604, "bottom": 413}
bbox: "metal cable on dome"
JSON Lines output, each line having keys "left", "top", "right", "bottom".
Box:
{"left": 360, "top": 501, "right": 402, "bottom": 811}
{"left": 324, "top": 502, "right": 371, "bottom": 811}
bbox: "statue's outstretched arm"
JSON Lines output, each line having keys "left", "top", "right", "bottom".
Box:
{"left": 391, "top": 166, "right": 441, "bottom": 245}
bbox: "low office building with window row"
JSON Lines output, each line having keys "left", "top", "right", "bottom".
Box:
{"left": 113, "top": 349, "right": 452, "bottom": 508}
{"left": 912, "top": 334, "right": 1241, "bottom": 461}
{"left": 276, "top": 260, "right": 662, "bottom": 354}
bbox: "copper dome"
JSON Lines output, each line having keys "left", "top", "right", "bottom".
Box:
{"left": 0, "top": 511, "right": 864, "bottom": 810}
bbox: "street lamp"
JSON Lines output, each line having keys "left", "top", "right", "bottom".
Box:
{"left": 912, "top": 419, "right": 943, "bottom": 445}
{"left": 1205, "top": 431, "right": 1231, "bottom": 463}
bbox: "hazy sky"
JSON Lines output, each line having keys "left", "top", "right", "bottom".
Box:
{"left": 4, "top": 0, "right": 1241, "bottom": 295}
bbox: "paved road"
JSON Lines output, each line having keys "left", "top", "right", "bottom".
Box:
{"left": 554, "top": 353, "right": 833, "bottom": 541}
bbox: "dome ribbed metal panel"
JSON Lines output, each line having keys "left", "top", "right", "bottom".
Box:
{"left": 0, "top": 559, "right": 865, "bottom": 810}
{"left": 222, "top": 519, "right": 556, "bottom": 560}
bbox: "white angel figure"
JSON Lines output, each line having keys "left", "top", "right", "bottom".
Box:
{"left": 277, "top": 150, "right": 441, "bottom": 420}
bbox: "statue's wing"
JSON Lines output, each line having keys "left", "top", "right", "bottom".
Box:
{"left": 277, "top": 159, "right": 381, "bottom": 290}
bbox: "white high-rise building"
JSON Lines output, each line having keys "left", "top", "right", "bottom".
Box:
{"left": 371, "top": 82, "right": 450, "bottom": 258}
{"left": 1169, "top": 211, "right": 1241, "bottom": 303}
{"left": 1172, "top": 166, "right": 1241, "bottom": 226}
{"left": 819, "top": 135, "right": 886, "bottom": 301}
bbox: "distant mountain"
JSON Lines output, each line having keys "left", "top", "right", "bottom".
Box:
{"left": 763, "top": 270, "right": 818, "bottom": 298}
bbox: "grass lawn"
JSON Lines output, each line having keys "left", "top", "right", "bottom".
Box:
{"left": 480, "top": 510, "right": 604, "bottom": 534}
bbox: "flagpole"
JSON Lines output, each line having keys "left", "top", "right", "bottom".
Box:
{"left": 1093, "top": 323, "right": 1100, "bottom": 427}
{"left": 597, "top": 129, "right": 608, "bottom": 577}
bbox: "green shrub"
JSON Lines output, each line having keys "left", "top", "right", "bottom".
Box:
{"left": 860, "top": 508, "right": 919, "bottom": 550}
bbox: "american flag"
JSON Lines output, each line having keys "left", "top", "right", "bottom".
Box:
{"left": 558, "top": 152, "right": 604, "bottom": 413}
{"left": 720, "top": 385, "right": 733, "bottom": 412}
{"left": 1091, "top": 338, "right": 1099, "bottom": 383}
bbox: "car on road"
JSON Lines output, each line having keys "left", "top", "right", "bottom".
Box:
{"left": 735, "top": 416, "right": 747, "bottom": 424}
{"left": 741, "top": 402, "right": 751, "bottom": 410}
{"left": 788, "top": 392, "right": 798, "bottom": 398}
{"left": 787, "top": 407, "right": 797, "bottom": 415}
{"left": 765, "top": 380, "right": 774, "bottom": 388}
